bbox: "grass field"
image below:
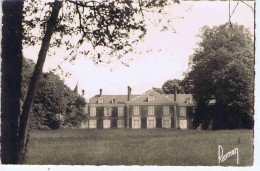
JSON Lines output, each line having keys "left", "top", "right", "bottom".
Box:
{"left": 25, "top": 129, "right": 253, "bottom": 166}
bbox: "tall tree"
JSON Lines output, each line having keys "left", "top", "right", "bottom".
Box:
{"left": 17, "top": 0, "right": 180, "bottom": 163}
{"left": 162, "top": 79, "right": 183, "bottom": 94}
{"left": 21, "top": 58, "right": 87, "bottom": 130}
{"left": 186, "top": 23, "right": 254, "bottom": 129}
{"left": 1, "top": 0, "right": 24, "bottom": 164}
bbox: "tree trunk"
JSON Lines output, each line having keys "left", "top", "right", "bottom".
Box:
{"left": 1, "top": 0, "right": 24, "bottom": 164}
{"left": 16, "top": 0, "right": 63, "bottom": 164}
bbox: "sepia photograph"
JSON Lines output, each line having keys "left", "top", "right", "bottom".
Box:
{"left": 0, "top": 0, "right": 256, "bottom": 168}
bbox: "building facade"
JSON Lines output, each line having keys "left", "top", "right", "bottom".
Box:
{"left": 81, "top": 87, "right": 197, "bottom": 129}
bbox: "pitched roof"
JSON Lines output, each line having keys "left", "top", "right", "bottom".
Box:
{"left": 89, "top": 95, "right": 140, "bottom": 104}
{"left": 128, "top": 89, "right": 174, "bottom": 103}
{"left": 165, "top": 94, "right": 193, "bottom": 104}
{"left": 165, "top": 94, "right": 216, "bottom": 104}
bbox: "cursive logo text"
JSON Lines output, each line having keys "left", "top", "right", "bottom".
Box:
{"left": 218, "top": 145, "right": 239, "bottom": 165}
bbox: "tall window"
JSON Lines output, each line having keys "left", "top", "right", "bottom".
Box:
{"left": 148, "top": 95, "right": 154, "bottom": 102}
{"left": 147, "top": 119, "right": 155, "bottom": 127}
{"left": 103, "top": 120, "right": 110, "bottom": 128}
{"left": 89, "top": 120, "right": 97, "bottom": 128}
{"left": 118, "top": 107, "right": 124, "bottom": 116}
{"left": 180, "top": 107, "right": 186, "bottom": 117}
{"left": 163, "top": 119, "right": 170, "bottom": 128}
{"left": 90, "top": 107, "right": 96, "bottom": 116}
{"left": 192, "top": 107, "right": 196, "bottom": 114}
{"left": 133, "top": 106, "right": 140, "bottom": 116}
{"left": 163, "top": 106, "right": 169, "bottom": 115}
{"left": 133, "top": 119, "right": 140, "bottom": 127}
{"left": 148, "top": 106, "right": 154, "bottom": 115}
{"left": 104, "top": 107, "right": 112, "bottom": 116}
{"left": 98, "top": 97, "right": 103, "bottom": 104}
{"left": 117, "top": 120, "right": 124, "bottom": 128}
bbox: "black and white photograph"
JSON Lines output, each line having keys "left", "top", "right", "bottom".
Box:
{"left": 0, "top": 0, "right": 257, "bottom": 168}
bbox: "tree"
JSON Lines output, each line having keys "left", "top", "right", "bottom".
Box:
{"left": 21, "top": 58, "right": 86, "bottom": 129}
{"left": 162, "top": 79, "right": 184, "bottom": 94}
{"left": 1, "top": 0, "right": 24, "bottom": 164}
{"left": 17, "top": 0, "right": 180, "bottom": 163}
{"left": 186, "top": 23, "right": 254, "bottom": 130}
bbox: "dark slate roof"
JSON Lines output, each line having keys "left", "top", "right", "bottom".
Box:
{"left": 89, "top": 90, "right": 215, "bottom": 105}
{"left": 165, "top": 94, "right": 216, "bottom": 104}
{"left": 89, "top": 95, "right": 140, "bottom": 104}
{"left": 165, "top": 94, "right": 193, "bottom": 104}
{"left": 128, "top": 90, "right": 174, "bottom": 103}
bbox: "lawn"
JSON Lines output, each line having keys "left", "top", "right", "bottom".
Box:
{"left": 25, "top": 129, "right": 253, "bottom": 166}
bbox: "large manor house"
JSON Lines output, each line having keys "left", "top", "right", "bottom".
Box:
{"left": 79, "top": 86, "right": 212, "bottom": 130}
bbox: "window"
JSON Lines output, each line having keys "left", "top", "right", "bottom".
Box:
{"left": 163, "top": 119, "right": 170, "bottom": 128}
{"left": 133, "top": 106, "right": 140, "bottom": 116}
{"left": 147, "top": 119, "right": 155, "bottom": 127}
{"left": 180, "top": 107, "right": 186, "bottom": 117}
{"left": 186, "top": 98, "right": 192, "bottom": 103}
{"left": 90, "top": 107, "right": 96, "bottom": 116}
{"left": 148, "top": 95, "right": 154, "bottom": 102}
{"left": 104, "top": 107, "right": 112, "bottom": 116}
{"left": 163, "top": 106, "right": 169, "bottom": 115}
{"left": 98, "top": 97, "right": 103, "bottom": 104}
{"left": 148, "top": 106, "right": 154, "bottom": 115}
{"left": 133, "top": 119, "right": 140, "bottom": 127}
{"left": 112, "top": 98, "right": 117, "bottom": 104}
{"left": 103, "top": 119, "right": 111, "bottom": 128}
{"left": 89, "top": 120, "right": 97, "bottom": 128}
{"left": 192, "top": 107, "right": 196, "bottom": 114}
{"left": 118, "top": 107, "right": 124, "bottom": 116}
{"left": 117, "top": 120, "right": 124, "bottom": 128}
{"left": 179, "top": 119, "right": 187, "bottom": 129}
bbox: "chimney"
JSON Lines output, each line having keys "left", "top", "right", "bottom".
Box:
{"left": 82, "top": 90, "right": 85, "bottom": 96}
{"left": 127, "top": 86, "right": 131, "bottom": 101}
{"left": 100, "top": 89, "right": 102, "bottom": 97}
{"left": 174, "top": 86, "right": 177, "bottom": 101}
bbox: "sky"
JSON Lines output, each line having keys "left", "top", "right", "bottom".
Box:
{"left": 23, "top": 1, "right": 254, "bottom": 100}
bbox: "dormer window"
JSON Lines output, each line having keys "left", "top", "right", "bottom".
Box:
{"left": 186, "top": 98, "right": 192, "bottom": 104}
{"left": 148, "top": 95, "right": 154, "bottom": 102}
{"left": 112, "top": 98, "right": 117, "bottom": 104}
{"left": 98, "top": 97, "right": 103, "bottom": 104}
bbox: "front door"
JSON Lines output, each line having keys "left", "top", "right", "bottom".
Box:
{"left": 180, "top": 119, "right": 187, "bottom": 129}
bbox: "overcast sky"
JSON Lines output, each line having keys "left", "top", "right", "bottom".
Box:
{"left": 23, "top": 1, "right": 254, "bottom": 100}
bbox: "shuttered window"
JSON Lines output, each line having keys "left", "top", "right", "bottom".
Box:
{"left": 90, "top": 107, "right": 96, "bottom": 116}
{"left": 180, "top": 107, "right": 186, "bottom": 117}
{"left": 118, "top": 107, "right": 124, "bottom": 116}
{"left": 104, "top": 107, "right": 112, "bottom": 116}
{"left": 163, "top": 106, "right": 169, "bottom": 115}
{"left": 133, "top": 106, "right": 140, "bottom": 116}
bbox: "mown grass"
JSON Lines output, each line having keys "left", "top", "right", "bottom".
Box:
{"left": 25, "top": 129, "right": 253, "bottom": 166}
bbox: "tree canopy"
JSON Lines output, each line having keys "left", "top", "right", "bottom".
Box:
{"left": 185, "top": 23, "right": 254, "bottom": 129}
{"left": 162, "top": 79, "right": 189, "bottom": 94}
{"left": 23, "top": 0, "right": 180, "bottom": 67}
{"left": 21, "top": 58, "right": 87, "bottom": 129}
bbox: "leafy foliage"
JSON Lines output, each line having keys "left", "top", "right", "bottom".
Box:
{"left": 186, "top": 23, "right": 254, "bottom": 129}
{"left": 23, "top": 0, "right": 180, "bottom": 69}
{"left": 21, "top": 58, "right": 87, "bottom": 129}
{"left": 162, "top": 79, "right": 187, "bottom": 94}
